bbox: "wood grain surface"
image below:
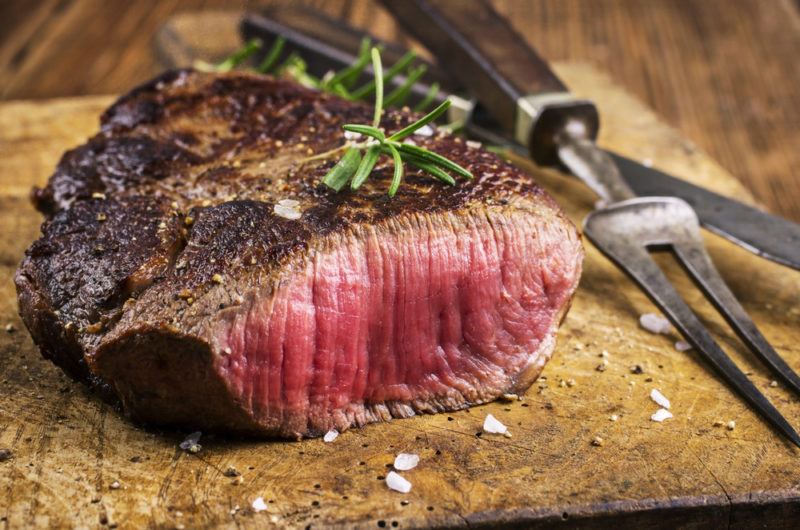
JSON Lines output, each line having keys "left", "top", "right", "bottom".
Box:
{"left": 1, "top": 61, "right": 799, "bottom": 528}
{"left": 1, "top": 0, "right": 799, "bottom": 224}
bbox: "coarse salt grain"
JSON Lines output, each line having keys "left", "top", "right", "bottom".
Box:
{"left": 393, "top": 453, "right": 420, "bottom": 471}
{"left": 650, "top": 388, "right": 671, "bottom": 409}
{"left": 386, "top": 471, "right": 412, "bottom": 493}
{"left": 273, "top": 203, "right": 302, "bottom": 220}
{"left": 651, "top": 408, "right": 673, "bottom": 422}
{"left": 252, "top": 497, "right": 268, "bottom": 512}
{"left": 323, "top": 429, "right": 339, "bottom": 443}
{"left": 179, "top": 431, "right": 202, "bottom": 451}
{"left": 483, "top": 414, "right": 509, "bottom": 435}
{"left": 610, "top": 414, "right": 619, "bottom": 422}
{"left": 465, "top": 140, "right": 482, "bottom": 149}
{"left": 278, "top": 198, "right": 300, "bottom": 208}
{"left": 674, "top": 340, "right": 692, "bottom": 352}
{"left": 414, "top": 125, "right": 434, "bottom": 137}
{"left": 640, "top": 313, "right": 672, "bottom": 335}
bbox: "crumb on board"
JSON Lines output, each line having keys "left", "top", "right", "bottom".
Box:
{"left": 591, "top": 436, "right": 604, "bottom": 446}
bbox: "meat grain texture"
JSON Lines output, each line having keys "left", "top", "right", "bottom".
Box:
{"left": 15, "top": 70, "right": 583, "bottom": 438}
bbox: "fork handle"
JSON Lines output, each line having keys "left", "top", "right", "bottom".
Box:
{"left": 381, "top": 0, "right": 599, "bottom": 164}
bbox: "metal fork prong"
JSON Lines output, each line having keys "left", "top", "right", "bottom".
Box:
{"left": 584, "top": 199, "right": 800, "bottom": 448}
{"left": 673, "top": 242, "right": 800, "bottom": 396}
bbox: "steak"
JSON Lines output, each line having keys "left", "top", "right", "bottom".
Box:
{"left": 15, "top": 69, "right": 583, "bottom": 438}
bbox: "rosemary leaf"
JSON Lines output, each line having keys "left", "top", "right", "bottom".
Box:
{"left": 371, "top": 48, "right": 384, "bottom": 128}
{"left": 329, "top": 83, "right": 354, "bottom": 99}
{"left": 350, "top": 145, "right": 382, "bottom": 190}
{"left": 351, "top": 50, "right": 417, "bottom": 101}
{"left": 325, "top": 38, "right": 372, "bottom": 90}
{"left": 412, "top": 82, "right": 441, "bottom": 112}
{"left": 387, "top": 144, "right": 404, "bottom": 197}
{"left": 256, "top": 36, "right": 286, "bottom": 73}
{"left": 396, "top": 142, "right": 473, "bottom": 179}
{"left": 322, "top": 148, "right": 362, "bottom": 191}
{"left": 342, "top": 124, "right": 385, "bottom": 142}
{"left": 279, "top": 54, "right": 322, "bottom": 89}
{"left": 405, "top": 158, "right": 456, "bottom": 186}
{"left": 388, "top": 99, "right": 451, "bottom": 141}
{"left": 216, "top": 39, "right": 262, "bottom": 72}
{"left": 384, "top": 65, "right": 427, "bottom": 108}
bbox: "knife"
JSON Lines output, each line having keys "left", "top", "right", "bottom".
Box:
{"left": 241, "top": 6, "right": 800, "bottom": 271}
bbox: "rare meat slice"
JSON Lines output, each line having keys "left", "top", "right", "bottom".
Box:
{"left": 16, "top": 69, "right": 583, "bottom": 438}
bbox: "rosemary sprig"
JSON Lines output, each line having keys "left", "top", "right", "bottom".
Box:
{"left": 384, "top": 64, "right": 427, "bottom": 108}
{"left": 321, "top": 48, "right": 472, "bottom": 197}
{"left": 215, "top": 38, "right": 262, "bottom": 72}
{"left": 350, "top": 50, "right": 416, "bottom": 100}
{"left": 256, "top": 36, "right": 286, "bottom": 73}
{"left": 204, "top": 39, "right": 440, "bottom": 111}
{"left": 322, "top": 38, "right": 374, "bottom": 90}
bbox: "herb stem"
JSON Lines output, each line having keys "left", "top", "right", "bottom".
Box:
{"left": 370, "top": 48, "right": 384, "bottom": 128}
{"left": 351, "top": 50, "right": 417, "bottom": 100}
{"left": 216, "top": 39, "right": 262, "bottom": 72}
{"left": 256, "top": 36, "right": 286, "bottom": 73}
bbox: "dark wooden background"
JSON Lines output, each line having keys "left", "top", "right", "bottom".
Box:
{"left": 1, "top": 0, "right": 799, "bottom": 222}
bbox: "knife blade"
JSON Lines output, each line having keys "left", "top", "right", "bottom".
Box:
{"left": 610, "top": 153, "right": 800, "bottom": 269}
{"left": 241, "top": 6, "right": 800, "bottom": 271}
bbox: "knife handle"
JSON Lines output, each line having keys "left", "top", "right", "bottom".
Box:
{"left": 381, "top": 0, "right": 599, "bottom": 165}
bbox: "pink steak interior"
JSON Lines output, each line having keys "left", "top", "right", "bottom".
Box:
{"left": 214, "top": 209, "right": 582, "bottom": 436}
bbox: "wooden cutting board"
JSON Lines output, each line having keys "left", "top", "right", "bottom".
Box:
{"left": 2, "top": 25, "right": 800, "bottom": 530}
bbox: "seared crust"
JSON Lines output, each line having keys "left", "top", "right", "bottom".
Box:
{"left": 15, "top": 69, "right": 582, "bottom": 435}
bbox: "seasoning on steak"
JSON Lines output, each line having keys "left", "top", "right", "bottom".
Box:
{"left": 15, "top": 69, "right": 583, "bottom": 438}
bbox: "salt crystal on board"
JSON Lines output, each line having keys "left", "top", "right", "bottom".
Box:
{"left": 386, "top": 471, "right": 412, "bottom": 493}
{"left": 394, "top": 453, "right": 420, "bottom": 471}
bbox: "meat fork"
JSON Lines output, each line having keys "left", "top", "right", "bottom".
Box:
{"left": 574, "top": 144, "right": 800, "bottom": 447}
{"left": 379, "top": 0, "right": 800, "bottom": 447}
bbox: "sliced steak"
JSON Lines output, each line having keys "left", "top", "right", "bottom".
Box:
{"left": 16, "top": 69, "right": 583, "bottom": 438}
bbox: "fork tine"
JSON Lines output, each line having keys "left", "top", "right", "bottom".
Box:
{"left": 584, "top": 199, "right": 800, "bottom": 448}
{"left": 673, "top": 242, "right": 800, "bottom": 396}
